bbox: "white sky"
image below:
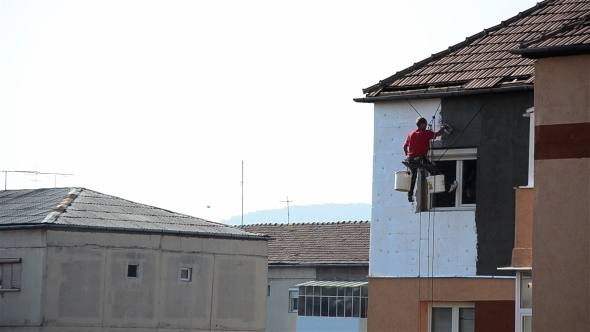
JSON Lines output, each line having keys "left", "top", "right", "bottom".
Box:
{"left": 0, "top": 0, "right": 538, "bottom": 223}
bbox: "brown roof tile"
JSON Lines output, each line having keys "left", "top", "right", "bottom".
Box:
{"left": 362, "top": 0, "right": 590, "bottom": 97}
{"left": 239, "top": 221, "right": 370, "bottom": 265}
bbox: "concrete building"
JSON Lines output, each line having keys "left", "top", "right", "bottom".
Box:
{"left": 0, "top": 187, "right": 268, "bottom": 332}
{"left": 353, "top": 1, "right": 590, "bottom": 331}
{"left": 509, "top": 13, "right": 590, "bottom": 332}
{"left": 241, "top": 221, "right": 370, "bottom": 332}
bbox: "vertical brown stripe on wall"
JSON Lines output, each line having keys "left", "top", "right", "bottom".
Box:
{"left": 535, "top": 123, "right": 590, "bottom": 160}
{"left": 474, "top": 301, "right": 515, "bottom": 332}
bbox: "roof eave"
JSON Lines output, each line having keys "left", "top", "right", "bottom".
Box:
{"left": 0, "top": 223, "right": 269, "bottom": 240}
{"left": 354, "top": 84, "right": 534, "bottom": 103}
{"left": 510, "top": 44, "right": 590, "bottom": 59}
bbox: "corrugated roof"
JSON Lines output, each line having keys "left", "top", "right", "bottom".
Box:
{"left": 295, "top": 280, "right": 368, "bottom": 287}
{"left": 360, "top": 0, "right": 590, "bottom": 99}
{"left": 0, "top": 187, "right": 265, "bottom": 239}
{"left": 239, "top": 221, "right": 370, "bottom": 265}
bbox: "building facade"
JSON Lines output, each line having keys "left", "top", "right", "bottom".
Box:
{"left": 354, "top": 1, "right": 590, "bottom": 331}
{"left": 0, "top": 187, "right": 268, "bottom": 332}
{"left": 241, "top": 221, "right": 370, "bottom": 332}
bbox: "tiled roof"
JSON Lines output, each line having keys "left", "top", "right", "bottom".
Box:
{"left": 0, "top": 187, "right": 265, "bottom": 239}
{"left": 239, "top": 221, "right": 370, "bottom": 265}
{"left": 360, "top": 0, "right": 590, "bottom": 99}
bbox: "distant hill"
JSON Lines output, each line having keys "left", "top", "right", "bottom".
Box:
{"left": 221, "top": 203, "right": 371, "bottom": 226}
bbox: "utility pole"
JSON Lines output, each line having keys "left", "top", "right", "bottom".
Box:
{"left": 241, "top": 161, "right": 244, "bottom": 226}
{"left": 279, "top": 196, "right": 292, "bottom": 224}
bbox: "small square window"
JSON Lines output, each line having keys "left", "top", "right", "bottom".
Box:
{"left": 181, "top": 268, "right": 192, "bottom": 281}
{"left": 127, "top": 264, "right": 139, "bottom": 278}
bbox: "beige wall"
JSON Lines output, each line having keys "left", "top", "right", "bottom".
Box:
{"left": 0, "top": 228, "right": 268, "bottom": 331}
{"left": 266, "top": 267, "right": 315, "bottom": 332}
{"left": 513, "top": 187, "right": 533, "bottom": 268}
{"left": 533, "top": 54, "right": 590, "bottom": 332}
{"left": 367, "top": 277, "right": 514, "bottom": 332}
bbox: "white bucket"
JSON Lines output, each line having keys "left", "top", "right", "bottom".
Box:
{"left": 426, "top": 175, "right": 445, "bottom": 193}
{"left": 394, "top": 171, "right": 412, "bottom": 192}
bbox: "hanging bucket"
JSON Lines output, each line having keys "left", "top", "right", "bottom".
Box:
{"left": 394, "top": 171, "right": 412, "bottom": 192}
{"left": 426, "top": 175, "right": 445, "bottom": 193}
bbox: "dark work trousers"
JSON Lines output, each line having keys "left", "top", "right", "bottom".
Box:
{"left": 406, "top": 157, "right": 433, "bottom": 198}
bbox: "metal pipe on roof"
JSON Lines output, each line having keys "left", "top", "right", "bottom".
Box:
{"left": 353, "top": 84, "right": 534, "bottom": 103}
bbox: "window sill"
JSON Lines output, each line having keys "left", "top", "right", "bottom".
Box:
{"left": 425, "top": 206, "right": 476, "bottom": 212}
{"left": 0, "top": 288, "right": 20, "bottom": 292}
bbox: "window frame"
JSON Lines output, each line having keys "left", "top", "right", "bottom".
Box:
{"left": 429, "top": 302, "right": 475, "bottom": 332}
{"left": 297, "top": 284, "right": 368, "bottom": 318}
{"left": 427, "top": 148, "right": 477, "bottom": 211}
{"left": 0, "top": 258, "right": 22, "bottom": 292}
{"left": 516, "top": 271, "right": 533, "bottom": 332}
{"left": 180, "top": 267, "right": 192, "bottom": 282}
{"left": 127, "top": 264, "right": 139, "bottom": 279}
{"left": 289, "top": 288, "right": 299, "bottom": 313}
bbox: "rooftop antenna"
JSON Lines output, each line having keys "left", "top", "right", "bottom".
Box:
{"left": 1, "top": 170, "right": 74, "bottom": 190}
{"left": 279, "top": 196, "right": 293, "bottom": 224}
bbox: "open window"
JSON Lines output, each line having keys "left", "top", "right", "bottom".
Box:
{"left": 425, "top": 148, "right": 477, "bottom": 210}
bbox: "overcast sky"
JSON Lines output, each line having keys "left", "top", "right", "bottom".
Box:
{"left": 0, "top": 0, "right": 538, "bottom": 223}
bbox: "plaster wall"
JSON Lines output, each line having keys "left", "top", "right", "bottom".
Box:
{"left": 297, "top": 316, "right": 367, "bottom": 332}
{"left": 533, "top": 52, "right": 590, "bottom": 332}
{"left": 0, "top": 229, "right": 45, "bottom": 327}
{"left": 367, "top": 277, "right": 514, "bottom": 332}
{"left": 512, "top": 188, "right": 533, "bottom": 268}
{"left": 371, "top": 99, "right": 477, "bottom": 277}
{"left": 266, "top": 267, "right": 316, "bottom": 332}
{"left": 534, "top": 158, "right": 589, "bottom": 331}
{"left": 8, "top": 229, "right": 268, "bottom": 332}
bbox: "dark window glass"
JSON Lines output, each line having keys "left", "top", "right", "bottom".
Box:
{"left": 321, "top": 297, "right": 329, "bottom": 316}
{"left": 462, "top": 159, "right": 477, "bottom": 204}
{"left": 336, "top": 297, "right": 345, "bottom": 317}
{"left": 432, "top": 307, "right": 452, "bottom": 332}
{"left": 324, "top": 286, "right": 336, "bottom": 296}
{"left": 313, "top": 295, "right": 320, "bottom": 316}
{"left": 352, "top": 298, "right": 360, "bottom": 317}
{"left": 305, "top": 296, "right": 313, "bottom": 316}
{"left": 432, "top": 160, "right": 457, "bottom": 207}
{"left": 127, "top": 265, "right": 138, "bottom": 278}
{"left": 298, "top": 296, "right": 305, "bottom": 316}
{"left": 344, "top": 297, "right": 352, "bottom": 317}
{"left": 361, "top": 298, "right": 368, "bottom": 318}
{"left": 328, "top": 297, "right": 337, "bottom": 317}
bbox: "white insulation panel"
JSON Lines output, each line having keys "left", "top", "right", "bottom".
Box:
{"left": 369, "top": 99, "right": 478, "bottom": 277}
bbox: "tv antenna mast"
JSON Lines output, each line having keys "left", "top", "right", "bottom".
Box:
{"left": 279, "top": 196, "right": 293, "bottom": 224}
{"left": 1, "top": 170, "right": 74, "bottom": 190}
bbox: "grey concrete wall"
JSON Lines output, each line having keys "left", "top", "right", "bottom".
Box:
{"left": 0, "top": 229, "right": 46, "bottom": 327}
{"left": 441, "top": 91, "right": 533, "bottom": 275}
{"left": 266, "top": 267, "right": 315, "bottom": 332}
{"left": 1, "top": 228, "right": 267, "bottom": 331}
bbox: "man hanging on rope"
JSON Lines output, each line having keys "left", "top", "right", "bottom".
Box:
{"left": 403, "top": 117, "right": 447, "bottom": 202}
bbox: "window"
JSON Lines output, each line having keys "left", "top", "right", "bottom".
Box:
{"left": 428, "top": 148, "right": 477, "bottom": 210}
{"left": 180, "top": 268, "right": 192, "bottom": 282}
{"left": 516, "top": 271, "right": 532, "bottom": 332}
{"left": 289, "top": 288, "right": 299, "bottom": 313}
{"left": 127, "top": 264, "right": 139, "bottom": 278}
{"left": 297, "top": 283, "right": 368, "bottom": 318}
{"left": 0, "top": 258, "right": 21, "bottom": 291}
{"left": 267, "top": 285, "right": 270, "bottom": 296}
{"left": 430, "top": 303, "right": 474, "bottom": 332}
